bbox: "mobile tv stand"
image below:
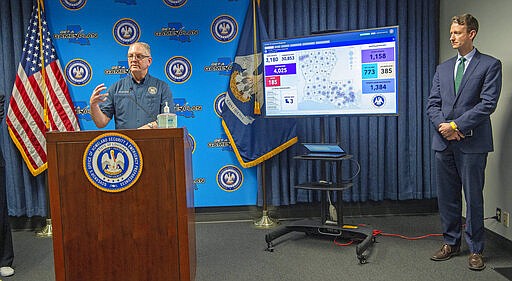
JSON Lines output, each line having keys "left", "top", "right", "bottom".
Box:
{"left": 264, "top": 118, "right": 375, "bottom": 264}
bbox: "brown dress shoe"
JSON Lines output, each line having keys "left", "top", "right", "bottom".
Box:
{"left": 468, "top": 253, "right": 486, "bottom": 271}
{"left": 431, "top": 244, "right": 460, "bottom": 261}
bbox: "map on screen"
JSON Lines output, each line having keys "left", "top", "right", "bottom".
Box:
{"left": 262, "top": 26, "right": 399, "bottom": 117}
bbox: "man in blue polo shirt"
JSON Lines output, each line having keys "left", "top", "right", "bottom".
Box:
{"left": 90, "top": 42, "right": 173, "bottom": 129}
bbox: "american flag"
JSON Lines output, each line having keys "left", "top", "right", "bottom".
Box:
{"left": 6, "top": 1, "right": 80, "bottom": 176}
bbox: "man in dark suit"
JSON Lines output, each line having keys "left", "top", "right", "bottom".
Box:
{"left": 427, "top": 14, "right": 502, "bottom": 271}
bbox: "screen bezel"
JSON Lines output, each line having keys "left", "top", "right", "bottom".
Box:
{"left": 261, "top": 25, "right": 400, "bottom": 118}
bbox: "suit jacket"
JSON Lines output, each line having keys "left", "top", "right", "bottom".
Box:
{"left": 427, "top": 49, "right": 502, "bottom": 153}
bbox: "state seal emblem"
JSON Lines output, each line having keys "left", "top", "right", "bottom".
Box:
{"left": 83, "top": 133, "right": 143, "bottom": 193}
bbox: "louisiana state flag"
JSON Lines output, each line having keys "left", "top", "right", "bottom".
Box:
{"left": 221, "top": 0, "right": 297, "bottom": 168}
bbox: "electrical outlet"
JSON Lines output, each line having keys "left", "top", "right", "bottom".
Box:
{"left": 503, "top": 211, "right": 510, "bottom": 228}
{"left": 496, "top": 208, "right": 502, "bottom": 222}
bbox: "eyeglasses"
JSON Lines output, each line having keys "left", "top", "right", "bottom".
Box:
{"left": 127, "top": 54, "right": 150, "bottom": 60}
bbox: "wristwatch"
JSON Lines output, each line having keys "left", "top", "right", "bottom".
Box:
{"left": 147, "top": 122, "right": 155, "bottom": 128}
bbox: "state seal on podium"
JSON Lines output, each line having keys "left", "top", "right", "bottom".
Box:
{"left": 83, "top": 133, "right": 143, "bottom": 193}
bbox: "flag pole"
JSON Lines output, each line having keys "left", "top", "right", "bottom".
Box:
{"left": 254, "top": 161, "right": 279, "bottom": 228}
{"left": 252, "top": 0, "right": 277, "bottom": 228}
{"left": 34, "top": 0, "right": 52, "bottom": 238}
{"left": 36, "top": 173, "right": 52, "bottom": 238}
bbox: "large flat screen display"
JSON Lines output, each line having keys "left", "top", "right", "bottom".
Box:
{"left": 262, "top": 26, "right": 399, "bottom": 117}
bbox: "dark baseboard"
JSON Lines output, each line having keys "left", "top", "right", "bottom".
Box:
{"left": 195, "top": 199, "right": 440, "bottom": 222}
{"left": 9, "top": 216, "right": 46, "bottom": 231}
{"left": 8, "top": 199, "right": 439, "bottom": 229}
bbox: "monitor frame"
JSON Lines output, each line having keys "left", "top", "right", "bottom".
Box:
{"left": 261, "top": 26, "right": 400, "bottom": 118}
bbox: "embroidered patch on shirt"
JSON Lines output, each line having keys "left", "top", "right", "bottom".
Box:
{"left": 148, "top": 86, "right": 157, "bottom": 94}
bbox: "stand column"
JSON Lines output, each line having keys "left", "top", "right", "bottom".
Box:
{"left": 254, "top": 161, "right": 279, "bottom": 228}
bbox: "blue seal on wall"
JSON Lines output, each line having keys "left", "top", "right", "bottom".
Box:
{"left": 211, "top": 15, "right": 238, "bottom": 43}
{"left": 163, "top": 0, "right": 187, "bottom": 8}
{"left": 213, "top": 92, "right": 226, "bottom": 117}
{"left": 217, "top": 165, "right": 243, "bottom": 192}
{"left": 83, "top": 133, "right": 143, "bottom": 193}
{"left": 113, "top": 18, "right": 141, "bottom": 46}
{"left": 372, "top": 94, "right": 386, "bottom": 108}
{"left": 60, "top": 0, "right": 87, "bottom": 10}
{"left": 165, "top": 56, "right": 192, "bottom": 84}
{"left": 65, "top": 58, "right": 92, "bottom": 86}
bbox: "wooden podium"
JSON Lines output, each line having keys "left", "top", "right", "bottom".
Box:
{"left": 46, "top": 128, "right": 195, "bottom": 281}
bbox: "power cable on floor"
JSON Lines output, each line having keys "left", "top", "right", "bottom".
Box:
{"left": 332, "top": 215, "right": 499, "bottom": 247}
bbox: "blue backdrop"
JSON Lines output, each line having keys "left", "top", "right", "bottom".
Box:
{"left": 1, "top": 0, "right": 440, "bottom": 216}
{"left": 45, "top": 0, "right": 257, "bottom": 208}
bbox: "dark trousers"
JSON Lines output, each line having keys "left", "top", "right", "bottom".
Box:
{"left": 435, "top": 144, "right": 487, "bottom": 254}
{"left": 0, "top": 166, "right": 13, "bottom": 267}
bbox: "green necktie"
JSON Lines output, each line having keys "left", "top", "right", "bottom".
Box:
{"left": 454, "top": 57, "right": 466, "bottom": 93}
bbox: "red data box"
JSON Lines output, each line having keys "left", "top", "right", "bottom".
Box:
{"left": 265, "top": 76, "right": 281, "bottom": 87}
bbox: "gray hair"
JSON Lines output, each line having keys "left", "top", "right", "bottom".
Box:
{"left": 130, "top": 42, "right": 151, "bottom": 56}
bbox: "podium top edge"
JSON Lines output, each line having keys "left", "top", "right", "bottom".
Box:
{"left": 46, "top": 127, "right": 188, "bottom": 143}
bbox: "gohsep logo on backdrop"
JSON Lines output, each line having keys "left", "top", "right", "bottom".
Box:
{"left": 52, "top": 0, "right": 257, "bottom": 207}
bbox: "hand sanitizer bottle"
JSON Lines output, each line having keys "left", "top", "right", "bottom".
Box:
{"left": 157, "top": 102, "right": 177, "bottom": 128}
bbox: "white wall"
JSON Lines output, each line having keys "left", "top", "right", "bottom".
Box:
{"left": 440, "top": 0, "right": 512, "bottom": 241}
